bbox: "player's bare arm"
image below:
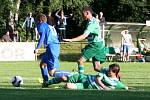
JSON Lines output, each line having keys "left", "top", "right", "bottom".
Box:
{"left": 96, "top": 76, "right": 111, "bottom": 90}
{"left": 63, "top": 34, "right": 88, "bottom": 42}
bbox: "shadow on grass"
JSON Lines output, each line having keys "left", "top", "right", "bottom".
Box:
{"left": 37, "top": 53, "right": 81, "bottom": 62}
{"left": 1, "top": 87, "right": 150, "bottom": 100}
{"left": 60, "top": 53, "right": 81, "bottom": 62}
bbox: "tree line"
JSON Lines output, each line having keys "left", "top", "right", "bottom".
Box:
{"left": 0, "top": 0, "right": 149, "bottom": 40}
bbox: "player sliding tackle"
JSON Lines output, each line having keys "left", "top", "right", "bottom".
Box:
{"left": 34, "top": 14, "right": 71, "bottom": 87}
{"left": 44, "top": 63, "right": 128, "bottom": 90}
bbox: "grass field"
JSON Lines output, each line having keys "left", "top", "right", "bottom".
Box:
{"left": 0, "top": 61, "right": 150, "bottom": 100}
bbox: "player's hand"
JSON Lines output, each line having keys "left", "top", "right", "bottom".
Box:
{"left": 105, "top": 87, "right": 112, "bottom": 91}
{"left": 70, "top": 13, "right": 73, "bottom": 16}
{"left": 63, "top": 39, "right": 72, "bottom": 42}
{"left": 34, "top": 49, "right": 38, "bottom": 54}
{"left": 125, "top": 86, "right": 129, "bottom": 90}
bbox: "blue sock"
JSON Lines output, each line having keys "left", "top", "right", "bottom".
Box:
{"left": 53, "top": 70, "right": 72, "bottom": 78}
{"left": 40, "top": 67, "right": 49, "bottom": 82}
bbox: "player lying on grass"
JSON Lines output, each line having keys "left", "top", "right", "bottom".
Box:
{"left": 43, "top": 63, "right": 128, "bottom": 90}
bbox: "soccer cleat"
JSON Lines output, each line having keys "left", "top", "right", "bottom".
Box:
{"left": 38, "top": 78, "right": 49, "bottom": 88}
{"left": 38, "top": 78, "right": 43, "bottom": 84}
{"left": 42, "top": 81, "right": 49, "bottom": 88}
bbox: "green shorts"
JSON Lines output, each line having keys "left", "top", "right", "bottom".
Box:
{"left": 81, "top": 42, "right": 106, "bottom": 63}
{"left": 68, "top": 74, "right": 92, "bottom": 89}
{"left": 68, "top": 74, "right": 88, "bottom": 89}
{"left": 68, "top": 74, "right": 87, "bottom": 83}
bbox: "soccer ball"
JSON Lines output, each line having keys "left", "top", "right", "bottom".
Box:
{"left": 11, "top": 76, "right": 23, "bottom": 87}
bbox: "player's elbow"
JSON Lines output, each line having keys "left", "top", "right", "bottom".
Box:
{"left": 94, "top": 65, "right": 101, "bottom": 72}
{"left": 94, "top": 67, "right": 100, "bottom": 72}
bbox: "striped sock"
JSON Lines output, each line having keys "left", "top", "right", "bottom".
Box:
{"left": 78, "top": 65, "right": 84, "bottom": 73}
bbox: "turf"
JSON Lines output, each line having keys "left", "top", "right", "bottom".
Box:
{"left": 0, "top": 61, "right": 150, "bottom": 100}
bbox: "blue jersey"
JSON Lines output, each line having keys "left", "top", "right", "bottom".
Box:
{"left": 36, "top": 22, "right": 59, "bottom": 49}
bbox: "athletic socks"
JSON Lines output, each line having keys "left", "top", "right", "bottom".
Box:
{"left": 48, "top": 77, "right": 62, "bottom": 85}
{"left": 40, "top": 67, "right": 49, "bottom": 82}
{"left": 78, "top": 65, "right": 84, "bottom": 74}
{"left": 47, "top": 70, "right": 72, "bottom": 86}
{"left": 53, "top": 70, "right": 72, "bottom": 78}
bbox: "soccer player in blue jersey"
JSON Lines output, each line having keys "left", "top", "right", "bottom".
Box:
{"left": 34, "top": 14, "right": 71, "bottom": 87}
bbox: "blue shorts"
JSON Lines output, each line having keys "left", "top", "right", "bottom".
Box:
{"left": 123, "top": 45, "right": 129, "bottom": 54}
{"left": 41, "top": 43, "right": 60, "bottom": 70}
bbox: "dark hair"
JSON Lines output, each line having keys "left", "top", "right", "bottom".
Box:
{"left": 82, "top": 6, "right": 93, "bottom": 14}
{"left": 109, "top": 63, "right": 120, "bottom": 77}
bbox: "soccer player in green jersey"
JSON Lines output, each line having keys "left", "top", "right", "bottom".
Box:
{"left": 46, "top": 63, "right": 128, "bottom": 90}
{"left": 63, "top": 7, "right": 106, "bottom": 73}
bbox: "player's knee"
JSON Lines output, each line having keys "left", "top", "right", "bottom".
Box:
{"left": 48, "top": 69, "right": 56, "bottom": 77}
{"left": 40, "top": 63, "right": 47, "bottom": 68}
{"left": 65, "top": 83, "right": 75, "bottom": 89}
{"left": 94, "top": 66, "right": 101, "bottom": 72}
{"left": 60, "top": 76, "right": 68, "bottom": 81}
{"left": 48, "top": 71, "right": 53, "bottom": 76}
{"left": 93, "top": 62, "right": 101, "bottom": 72}
{"left": 77, "top": 59, "right": 84, "bottom": 65}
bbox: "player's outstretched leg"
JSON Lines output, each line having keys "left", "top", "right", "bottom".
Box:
{"left": 53, "top": 70, "right": 72, "bottom": 78}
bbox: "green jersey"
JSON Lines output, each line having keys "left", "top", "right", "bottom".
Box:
{"left": 68, "top": 73, "right": 103, "bottom": 90}
{"left": 87, "top": 72, "right": 126, "bottom": 90}
{"left": 84, "top": 17, "right": 102, "bottom": 43}
{"left": 98, "top": 69, "right": 127, "bottom": 89}
{"left": 68, "top": 68, "right": 127, "bottom": 90}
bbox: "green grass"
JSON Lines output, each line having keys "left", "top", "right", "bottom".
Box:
{"left": 0, "top": 61, "right": 150, "bottom": 100}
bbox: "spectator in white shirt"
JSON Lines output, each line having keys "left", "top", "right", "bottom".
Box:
{"left": 121, "top": 30, "right": 133, "bottom": 62}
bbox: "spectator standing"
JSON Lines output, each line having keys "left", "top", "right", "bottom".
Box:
{"left": 55, "top": 9, "right": 71, "bottom": 41}
{"left": 99, "top": 12, "right": 105, "bottom": 44}
{"left": 99, "top": 12, "right": 105, "bottom": 23}
{"left": 22, "top": 12, "right": 35, "bottom": 41}
{"left": 121, "top": 30, "right": 133, "bottom": 62}
{"left": 47, "top": 11, "right": 56, "bottom": 27}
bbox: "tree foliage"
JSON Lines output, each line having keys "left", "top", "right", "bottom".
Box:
{"left": 0, "top": 0, "right": 14, "bottom": 37}
{"left": 92, "top": 0, "right": 149, "bottom": 22}
{"left": 0, "top": 0, "right": 149, "bottom": 39}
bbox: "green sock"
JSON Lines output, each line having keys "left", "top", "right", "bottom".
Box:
{"left": 48, "top": 77, "right": 62, "bottom": 85}
{"left": 78, "top": 65, "right": 84, "bottom": 74}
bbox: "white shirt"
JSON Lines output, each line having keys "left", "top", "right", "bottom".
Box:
{"left": 121, "top": 31, "right": 132, "bottom": 46}
{"left": 23, "top": 17, "right": 35, "bottom": 28}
